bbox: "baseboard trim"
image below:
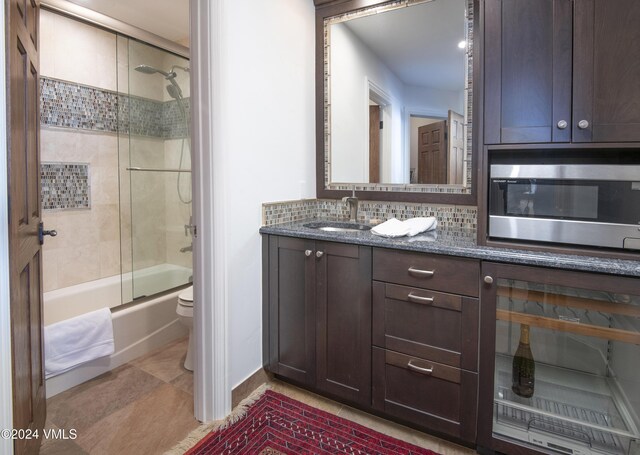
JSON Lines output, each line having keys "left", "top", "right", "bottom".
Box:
{"left": 231, "top": 368, "right": 272, "bottom": 409}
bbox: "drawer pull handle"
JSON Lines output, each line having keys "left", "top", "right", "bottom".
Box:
{"left": 407, "top": 360, "right": 434, "bottom": 375}
{"left": 407, "top": 267, "right": 435, "bottom": 278}
{"left": 407, "top": 293, "right": 434, "bottom": 305}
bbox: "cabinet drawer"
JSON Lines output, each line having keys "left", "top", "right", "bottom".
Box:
{"left": 372, "top": 282, "right": 478, "bottom": 371}
{"left": 373, "top": 249, "right": 479, "bottom": 297}
{"left": 372, "top": 347, "right": 477, "bottom": 443}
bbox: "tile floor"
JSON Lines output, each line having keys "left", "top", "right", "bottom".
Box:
{"left": 41, "top": 338, "right": 197, "bottom": 455}
{"left": 41, "top": 337, "right": 473, "bottom": 455}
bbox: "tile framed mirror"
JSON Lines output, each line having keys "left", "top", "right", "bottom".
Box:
{"left": 315, "top": 0, "right": 480, "bottom": 204}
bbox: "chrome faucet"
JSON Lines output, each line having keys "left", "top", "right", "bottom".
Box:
{"left": 180, "top": 244, "right": 192, "bottom": 253}
{"left": 342, "top": 187, "right": 358, "bottom": 222}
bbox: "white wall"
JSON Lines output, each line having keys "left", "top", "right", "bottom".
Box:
{"left": 330, "top": 22, "right": 405, "bottom": 184}
{"left": 213, "top": 0, "right": 316, "bottom": 389}
{"left": 404, "top": 84, "right": 464, "bottom": 116}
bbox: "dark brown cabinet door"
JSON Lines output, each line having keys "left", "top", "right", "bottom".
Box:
{"left": 573, "top": 0, "right": 640, "bottom": 143}
{"left": 316, "top": 242, "right": 372, "bottom": 406}
{"left": 484, "top": 0, "right": 573, "bottom": 144}
{"left": 267, "top": 236, "right": 316, "bottom": 386}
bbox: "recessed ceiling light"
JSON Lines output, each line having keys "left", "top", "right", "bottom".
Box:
{"left": 458, "top": 40, "right": 467, "bottom": 49}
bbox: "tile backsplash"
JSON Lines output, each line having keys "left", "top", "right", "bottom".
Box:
{"left": 263, "top": 199, "right": 477, "bottom": 231}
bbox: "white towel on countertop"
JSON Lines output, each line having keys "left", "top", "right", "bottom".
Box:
{"left": 403, "top": 217, "right": 438, "bottom": 236}
{"left": 371, "top": 217, "right": 437, "bottom": 238}
{"left": 44, "top": 307, "right": 115, "bottom": 379}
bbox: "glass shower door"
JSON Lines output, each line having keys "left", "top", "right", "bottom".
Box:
{"left": 117, "top": 37, "right": 192, "bottom": 302}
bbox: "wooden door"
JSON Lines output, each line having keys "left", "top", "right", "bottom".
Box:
{"left": 7, "top": 0, "right": 46, "bottom": 453}
{"left": 267, "top": 236, "right": 316, "bottom": 386}
{"left": 316, "top": 242, "right": 371, "bottom": 406}
{"left": 447, "top": 110, "right": 464, "bottom": 185}
{"left": 368, "top": 105, "right": 380, "bottom": 183}
{"left": 484, "top": 0, "right": 572, "bottom": 144}
{"left": 418, "top": 120, "right": 447, "bottom": 184}
{"left": 573, "top": 0, "right": 640, "bottom": 142}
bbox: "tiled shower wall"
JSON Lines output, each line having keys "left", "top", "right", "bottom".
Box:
{"left": 40, "top": 10, "right": 191, "bottom": 292}
{"left": 40, "top": 9, "right": 121, "bottom": 291}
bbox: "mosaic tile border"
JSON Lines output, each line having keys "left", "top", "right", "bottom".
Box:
{"left": 262, "top": 198, "right": 477, "bottom": 231}
{"left": 323, "top": 0, "right": 474, "bottom": 194}
{"left": 40, "top": 77, "right": 190, "bottom": 139}
{"left": 41, "top": 162, "right": 91, "bottom": 210}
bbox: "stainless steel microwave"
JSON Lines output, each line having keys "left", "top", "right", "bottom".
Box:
{"left": 488, "top": 164, "right": 640, "bottom": 250}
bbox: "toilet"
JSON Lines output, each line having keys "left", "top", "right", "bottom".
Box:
{"left": 176, "top": 286, "right": 194, "bottom": 371}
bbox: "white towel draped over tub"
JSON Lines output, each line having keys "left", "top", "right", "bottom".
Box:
{"left": 44, "top": 307, "right": 115, "bottom": 379}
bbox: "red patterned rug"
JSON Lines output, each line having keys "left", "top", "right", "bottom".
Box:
{"left": 186, "top": 389, "right": 441, "bottom": 455}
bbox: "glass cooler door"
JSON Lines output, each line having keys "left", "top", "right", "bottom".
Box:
{"left": 492, "top": 278, "right": 640, "bottom": 455}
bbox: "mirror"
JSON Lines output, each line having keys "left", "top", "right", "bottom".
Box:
{"left": 321, "top": 0, "right": 473, "bottom": 196}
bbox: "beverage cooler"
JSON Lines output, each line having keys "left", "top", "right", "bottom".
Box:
{"left": 479, "top": 263, "right": 640, "bottom": 455}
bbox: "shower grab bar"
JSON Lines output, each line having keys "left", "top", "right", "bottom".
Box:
{"left": 126, "top": 167, "right": 191, "bottom": 173}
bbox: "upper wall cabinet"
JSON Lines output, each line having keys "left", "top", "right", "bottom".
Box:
{"left": 484, "top": 0, "right": 640, "bottom": 144}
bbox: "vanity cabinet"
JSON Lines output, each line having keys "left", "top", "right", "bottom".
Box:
{"left": 371, "top": 248, "right": 480, "bottom": 443}
{"left": 484, "top": 0, "right": 640, "bottom": 144}
{"left": 264, "top": 235, "right": 372, "bottom": 406}
{"left": 263, "top": 236, "right": 484, "bottom": 443}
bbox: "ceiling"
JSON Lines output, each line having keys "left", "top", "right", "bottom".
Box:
{"left": 66, "top": 0, "right": 190, "bottom": 46}
{"left": 342, "top": 0, "right": 466, "bottom": 92}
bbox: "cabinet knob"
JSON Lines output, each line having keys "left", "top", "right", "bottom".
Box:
{"left": 557, "top": 120, "right": 568, "bottom": 129}
{"left": 578, "top": 119, "right": 589, "bottom": 130}
{"left": 305, "top": 250, "right": 312, "bottom": 257}
{"left": 316, "top": 251, "right": 324, "bottom": 258}
{"left": 484, "top": 275, "right": 494, "bottom": 284}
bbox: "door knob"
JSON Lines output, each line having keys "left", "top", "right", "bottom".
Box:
{"left": 316, "top": 251, "right": 324, "bottom": 258}
{"left": 557, "top": 120, "right": 567, "bottom": 129}
{"left": 484, "top": 276, "right": 494, "bottom": 284}
{"left": 578, "top": 119, "right": 589, "bottom": 129}
{"left": 38, "top": 222, "right": 57, "bottom": 245}
{"left": 305, "top": 250, "right": 313, "bottom": 257}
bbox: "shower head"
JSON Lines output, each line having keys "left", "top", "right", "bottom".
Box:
{"left": 166, "top": 84, "right": 182, "bottom": 101}
{"left": 135, "top": 64, "right": 185, "bottom": 100}
{"left": 134, "top": 64, "right": 174, "bottom": 79}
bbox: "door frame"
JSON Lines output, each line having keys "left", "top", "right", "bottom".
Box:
{"left": 0, "top": 0, "right": 231, "bottom": 433}
{"left": 190, "top": 0, "right": 230, "bottom": 422}
{"left": 0, "top": 3, "right": 15, "bottom": 452}
{"left": 365, "top": 78, "right": 393, "bottom": 182}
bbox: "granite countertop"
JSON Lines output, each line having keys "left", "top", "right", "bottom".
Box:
{"left": 260, "top": 221, "right": 640, "bottom": 278}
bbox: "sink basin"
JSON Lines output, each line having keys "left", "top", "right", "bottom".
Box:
{"left": 304, "top": 221, "right": 371, "bottom": 232}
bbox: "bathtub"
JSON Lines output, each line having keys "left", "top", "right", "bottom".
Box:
{"left": 44, "top": 264, "right": 192, "bottom": 397}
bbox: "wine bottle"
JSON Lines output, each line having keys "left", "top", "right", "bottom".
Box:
{"left": 512, "top": 324, "right": 535, "bottom": 398}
